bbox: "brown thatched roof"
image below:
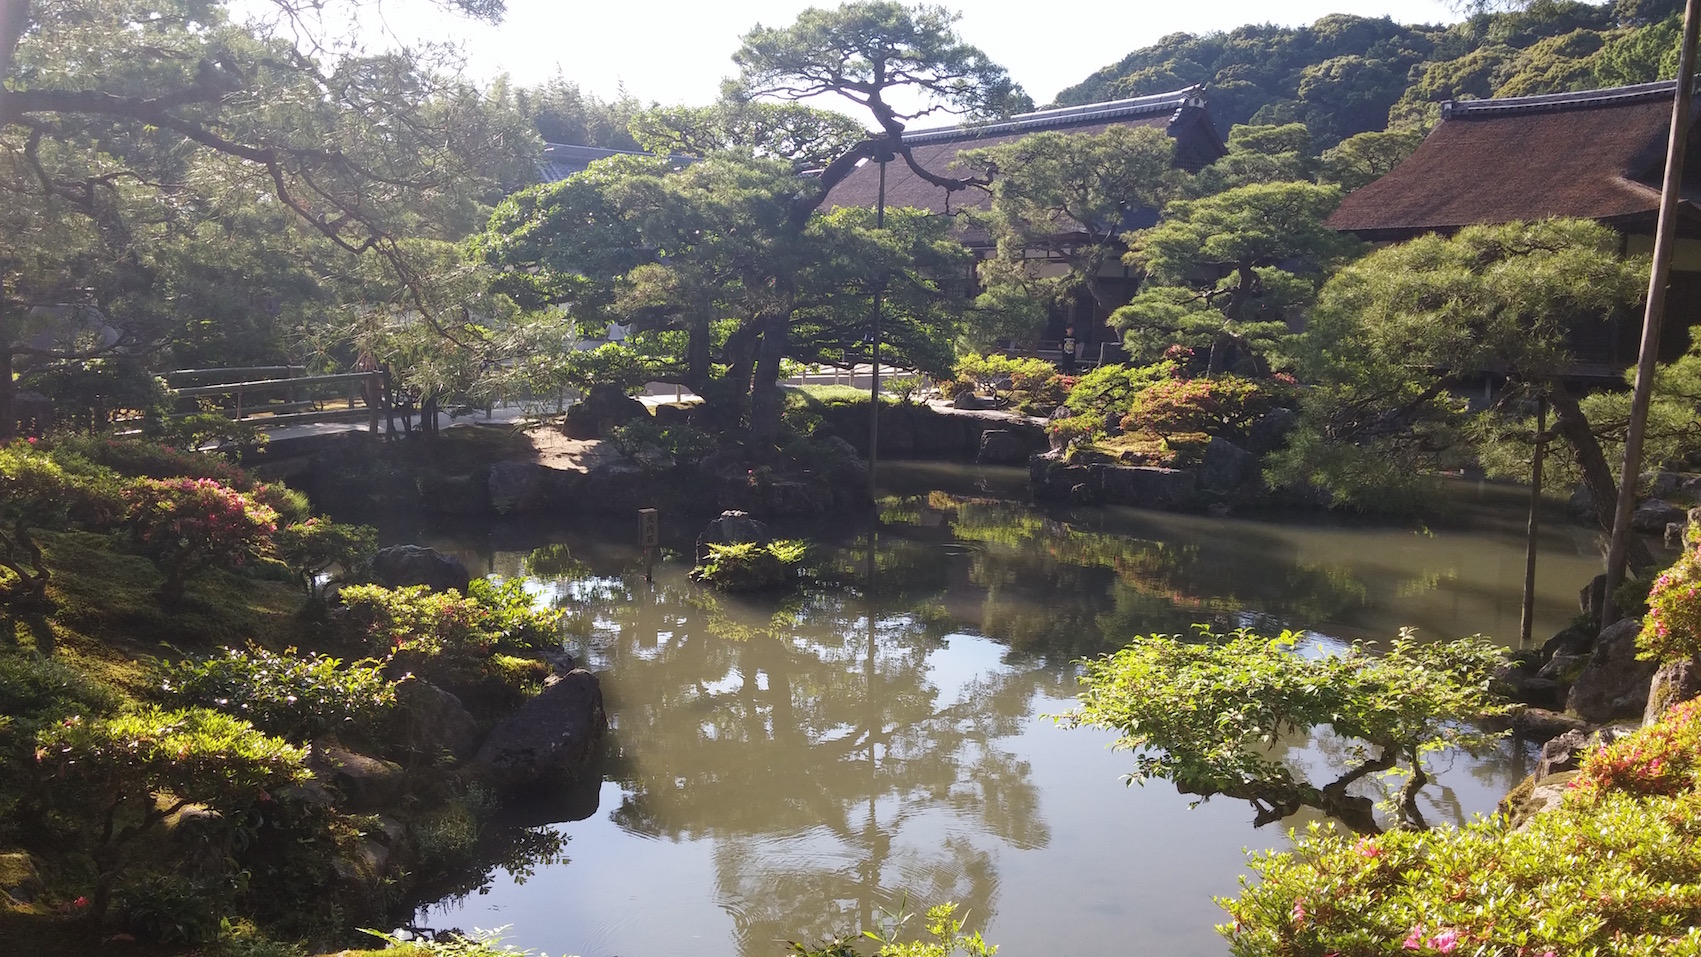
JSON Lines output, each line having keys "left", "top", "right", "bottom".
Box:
{"left": 1329, "top": 81, "right": 1701, "bottom": 240}
{"left": 822, "top": 87, "right": 1225, "bottom": 220}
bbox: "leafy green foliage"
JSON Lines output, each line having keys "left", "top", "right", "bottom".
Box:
{"left": 951, "top": 353, "right": 1068, "bottom": 412}
{"left": 630, "top": 99, "right": 869, "bottom": 171}
{"left": 158, "top": 644, "right": 395, "bottom": 741}
{"left": 1063, "top": 360, "right": 1179, "bottom": 419}
{"left": 270, "top": 518, "right": 378, "bottom": 606}
{"left": 1062, "top": 628, "right": 1509, "bottom": 833}
{"left": 18, "top": 357, "right": 166, "bottom": 434}
{"left": 1222, "top": 699, "right": 1701, "bottom": 957}
{"left": 607, "top": 416, "right": 718, "bottom": 465}
{"left": 1117, "top": 181, "right": 1358, "bottom": 373}
{"left": 692, "top": 540, "right": 810, "bottom": 592}
{"left": 339, "top": 584, "right": 493, "bottom": 660}
{"left": 465, "top": 578, "right": 564, "bottom": 652}
{"left": 34, "top": 706, "right": 307, "bottom": 916}
{"left": 0, "top": 442, "right": 125, "bottom": 603}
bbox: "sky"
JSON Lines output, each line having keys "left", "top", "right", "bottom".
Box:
{"left": 339, "top": 0, "right": 1465, "bottom": 109}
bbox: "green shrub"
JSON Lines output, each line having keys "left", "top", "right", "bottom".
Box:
{"left": 51, "top": 435, "right": 253, "bottom": 489}
{"left": 1064, "top": 360, "right": 1179, "bottom": 419}
{"left": 953, "top": 353, "right": 1070, "bottom": 413}
{"left": 791, "top": 902, "right": 996, "bottom": 957}
{"left": 34, "top": 706, "right": 307, "bottom": 916}
{"left": 20, "top": 357, "right": 166, "bottom": 435}
{"left": 1062, "top": 629, "right": 1508, "bottom": 833}
{"left": 1222, "top": 703, "right": 1701, "bottom": 957}
{"left": 691, "top": 540, "right": 809, "bottom": 592}
{"left": 271, "top": 517, "right": 378, "bottom": 606}
{"left": 606, "top": 416, "right": 717, "bottom": 465}
{"left": 0, "top": 652, "right": 122, "bottom": 731}
{"left": 338, "top": 584, "right": 489, "bottom": 660}
{"left": 158, "top": 644, "right": 396, "bottom": 741}
{"left": 0, "top": 442, "right": 125, "bottom": 603}
{"left": 126, "top": 477, "right": 279, "bottom": 605}
{"left": 466, "top": 577, "right": 563, "bottom": 652}
{"left": 110, "top": 871, "right": 228, "bottom": 945}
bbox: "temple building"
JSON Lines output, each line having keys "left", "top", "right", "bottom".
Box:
{"left": 823, "top": 87, "right": 1228, "bottom": 361}
{"left": 1328, "top": 80, "right": 1701, "bottom": 374}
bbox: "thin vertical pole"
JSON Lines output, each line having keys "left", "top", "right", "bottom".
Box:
{"left": 1521, "top": 394, "right": 1546, "bottom": 650}
{"left": 868, "top": 153, "right": 887, "bottom": 505}
{"left": 1604, "top": 7, "right": 1701, "bottom": 629}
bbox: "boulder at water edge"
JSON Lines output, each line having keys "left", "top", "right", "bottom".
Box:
{"left": 395, "top": 678, "right": 482, "bottom": 764}
{"left": 697, "top": 510, "right": 772, "bottom": 561}
{"left": 1567, "top": 617, "right": 1659, "bottom": 723}
{"left": 1632, "top": 498, "right": 1686, "bottom": 534}
{"left": 1645, "top": 657, "right": 1701, "bottom": 725}
{"left": 977, "top": 429, "right": 1030, "bottom": 465}
{"left": 371, "top": 545, "right": 471, "bottom": 594}
{"left": 470, "top": 669, "right": 607, "bottom": 790}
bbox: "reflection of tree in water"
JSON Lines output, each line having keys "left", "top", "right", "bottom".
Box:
{"left": 928, "top": 497, "right": 1370, "bottom": 661}
{"left": 526, "top": 541, "right": 1047, "bottom": 956}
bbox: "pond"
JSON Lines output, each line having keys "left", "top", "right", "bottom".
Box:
{"left": 403, "top": 464, "right": 1613, "bottom": 957}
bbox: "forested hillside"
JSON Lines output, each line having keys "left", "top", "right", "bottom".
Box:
{"left": 1053, "top": 0, "right": 1686, "bottom": 149}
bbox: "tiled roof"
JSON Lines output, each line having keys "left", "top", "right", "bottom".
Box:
{"left": 1329, "top": 80, "right": 1701, "bottom": 239}
{"left": 538, "top": 143, "right": 693, "bottom": 182}
{"left": 822, "top": 87, "right": 1225, "bottom": 218}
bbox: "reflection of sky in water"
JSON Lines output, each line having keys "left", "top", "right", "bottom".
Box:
{"left": 411, "top": 466, "right": 1591, "bottom": 957}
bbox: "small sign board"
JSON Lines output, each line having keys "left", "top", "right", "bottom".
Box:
{"left": 639, "top": 508, "right": 659, "bottom": 548}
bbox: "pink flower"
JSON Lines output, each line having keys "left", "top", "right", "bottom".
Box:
{"left": 72, "top": 896, "right": 88, "bottom": 908}
{"left": 1429, "top": 930, "right": 1459, "bottom": 953}
{"left": 1403, "top": 927, "right": 1425, "bottom": 950}
{"left": 1291, "top": 900, "right": 1306, "bottom": 924}
{"left": 1355, "top": 837, "right": 1382, "bottom": 858}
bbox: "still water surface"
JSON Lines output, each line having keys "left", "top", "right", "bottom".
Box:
{"left": 411, "top": 465, "right": 1613, "bottom": 957}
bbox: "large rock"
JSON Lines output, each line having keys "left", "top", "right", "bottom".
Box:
{"left": 311, "top": 743, "right": 407, "bottom": 811}
{"left": 977, "top": 429, "right": 1030, "bottom": 465}
{"left": 394, "top": 678, "right": 481, "bottom": 764}
{"left": 371, "top": 545, "right": 471, "bottom": 594}
{"left": 1200, "top": 436, "right": 1258, "bottom": 492}
{"left": 951, "top": 390, "right": 991, "bottom": 410}
{"left": 1642, "top": 469, "right": 1682, "bottom": 499}
{"left": 579, "top": 459, "right": 654, "bottom": 514}
{"left": 1536, "top": 724, "right": 1636, "bottom": 780}
{"left": 1510, "top": 707, "right": 1590, "bottom": 742}
{"left": 1568, "top": 483, "right": 1594, "bottom": 519}
{"left": 1091, "top": 464, "right": 1197, "bottom": 508}
{"left": 471, "top": 669, "right": 607, "bottom": 790}
{"left": 1243, "top": 407, "right": 1297, "bottom": 455}
{"left": 1541, "top": 621, "right": 1597, "bottom": 661}
{"left": 563, "top": 384, "right": 648, "bottom": 439}
{"left": 696, "top": 510, "right": 771, "bottom": 562}
{"left": 0, "top": 851, "right": 41, "bottom": 905}
{"left": 488, "top": 461, "right": 577, "bottom": 515}
{"left": 1645, "top": 657, "right": 1701, "bottom": 724}
{"left": 1579, "top": 573, "right": 1608, "bottom": 621}
{"left": 1493, "top": 654, "right": 1564, "bottom": 710}
{"left": 1567, "top": 617, "right": 1659, "bottom": 723}
{"left": 1632, "top": 498, "right": 1686, "bottom": 533}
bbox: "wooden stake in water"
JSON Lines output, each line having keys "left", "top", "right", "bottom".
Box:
{"left": 640, "top": 508, "right": 659, "bottom": 583}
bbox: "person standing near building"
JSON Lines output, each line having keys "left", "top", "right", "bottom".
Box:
{"left": 1059, "top": 325, "right": 1078, "bottom": 374}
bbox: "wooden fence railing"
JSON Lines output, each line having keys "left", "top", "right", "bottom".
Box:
{"left": 164, "top": 367, "right": 387, "bottom": 432}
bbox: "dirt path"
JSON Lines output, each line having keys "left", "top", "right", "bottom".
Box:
{"left": 522, "top": 426, "right": 621, "bottom": 473}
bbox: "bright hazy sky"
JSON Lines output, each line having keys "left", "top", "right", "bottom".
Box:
{"left": 342, "top": 0, "right": 1464, "bottom": 108}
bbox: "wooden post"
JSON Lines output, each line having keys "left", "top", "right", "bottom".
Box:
{"left": 1521, "top": 394, "right": 1546, "bottom": 650}
{"left": 868, "top": 147, "right": 889, "bottom": 506}
{"left": 1604, "top": 6, "right": 1701, "bottom": 629}
{"left": 640, "top": 508, "right": 659, "bottom": 583}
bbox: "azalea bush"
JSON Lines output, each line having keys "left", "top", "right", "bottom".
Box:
{"left": 126, "top": 477, "right": 279, "bottom": 604}
{"left": 465, "top": 577, "right": 563, "bottom": 652}
{"left": 692, "top": 540, "right": 809, "bottom": 592}
{"left": 1061, "top": 628, "right": 1509, "bottom": 833}
{"left": 158, "top": 644, "right": 396, "bottom": 741}
{"left": 1639, "top": 533, "right": 1701, "bottom": 664}
{"left": 33, "top": 707, "right": 307, "bottom": 917}
{"left": 952, "top": 352, "right": 1069, "bottom": 413}
{"left": 1222, "top": 701, "right": 1701, "bottom": 957}
{"left": 1120, "top": 374, "right": 1287, "bottom": 440}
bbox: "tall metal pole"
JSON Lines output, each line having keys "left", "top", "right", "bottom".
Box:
{"left": 1603, "top": 6, "right": 1701, "bottom": 630}
{"left": 1521, "top": 394, "right": 1546, "bottom": 650}
{"left": 868, "top": 151, "right": 888, "bottom": 506}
